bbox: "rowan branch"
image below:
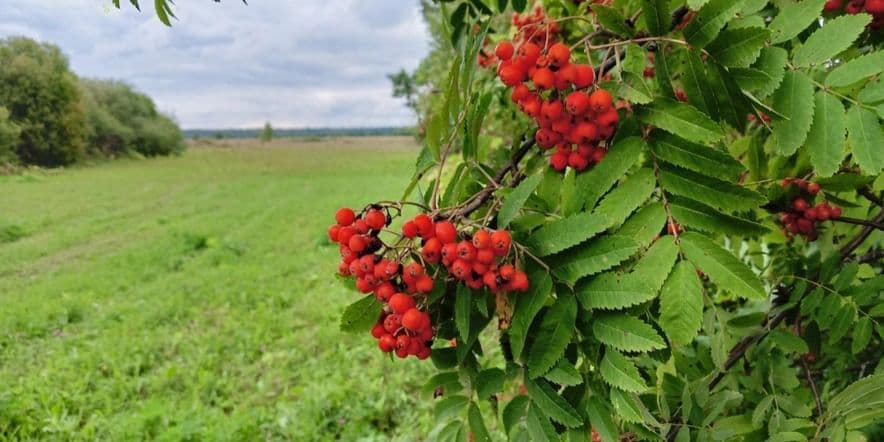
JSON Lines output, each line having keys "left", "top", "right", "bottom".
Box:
{"left": 831, "top": 216, "right": 884, "bottom": 230}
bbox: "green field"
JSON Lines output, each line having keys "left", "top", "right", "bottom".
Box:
{"left": 0, "top": 137, "right": 440, "bottom": 441}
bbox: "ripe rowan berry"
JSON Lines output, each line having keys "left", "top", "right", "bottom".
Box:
{"left": 374, "top": 282, "right": 395, "bottom": 302}
{"left": 402, "top": 221, "right": 419, "bottom": 238}
{"left": 472, "top": 230, "right": 491, "bottom": 249}
{"left": 565, "top": 91, "right": 591, "bottom": 115}
{"left": 495, "top": 40, "right": 515, "bottom": 60}
{"left": 327, "top": 224, "right": 341, "bottom": 242}
{"left": 422, "top": 237, "right": 443, "bottom": 263}
{"left": 335, "top": 208, "right": 356, "bottom": 226}
{"left": 793, "top": 198, "right": 809, "bottom": 212}
{"left": 548, "top": 42, "right": 570, "bottom": 66}
{"left": 532, "top": 68, "right": 555, "bottom": 90}
{"left": 404, "top": 262, "right": 424, "bottom": 279}
{"left": 402, "top": 308, "right": 424, "bottom": 331}
{"left": 509, "top": 271, "right": 530, "bottom": 292}
{"left": 353, "top": 219, "right": 370, "bottom": 234}
{"left": 348, "top": 235, "right": 367, "bottom": 253}
{"left": 383, "top": 314, "right": 402, "bottom": 333}
{"left": 491, "top": 230, "right": 512, "bottom": 256}
{"left": 476, "top": 248, "right": 495, "bottom": 264}
{"left": 511, "top": 83, "right": 530, "bottom": 102}
{"left": 573, "top": 64, "right": 595, "bottom": 88}
{"left": 435, "top": 221, "right": 458, "bottom": 244}
{"left": 517, "top": 42, "right": 541, "bottom": 63}
{"left": 378, "top": 334, "right": 396, "bottom": 352}
{"left": 499, "top": 264, "right": 515, "bottom": 281}
{"left": 456, "top": 240, "right": 477, "bottom": 262}
{"left": 365, "top": 209, "right": 386, "bottom": 230}
{"left": 415, "top": 275, "right": 435, "bottom": 293}
{"left": 413, "top": 214, "right": 435, "bottom": 239}
{"left": 389, "top": 293, "right": 416, "bottom": 315}
{"left": 451, "top": 259, "right": 471, "bottom": 280}
{"left": 371, "top": 322, "right": 386, "bottom": 339}
{"left": 589, "top": 89, "right": 613, "bottom": 112}
{"left": 338, "top": 226, "right": 356, "bottom": 246}
{"left": 807, "top": 182, "right": 821, "bottom": 195}
{"left": 550, "top": 151, "right": 568, "bottom": 171}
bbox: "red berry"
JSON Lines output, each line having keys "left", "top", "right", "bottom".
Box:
{"left": 364, "top": 209, "right": 386, "bottom": 230}
{"left": 402, "top": 221, "right": 419, "bottom": 238}
{"left": 550, "top": 151, "right": 568, "bottom": 171}
{"left": 396, "top": 334, "right": 412, "bottom": 351}
{"left": 413, "top": 214, "right": 435, "bottom": 239}
{"left": 831, "top": 206, "right": 842, "bottom": 218}
{"left": 573, "top": 64, "right": 595, "bottom": 88}
{"left": 499, "top": 264, "right": 515, "bottom": 281}
{"left": 547, "top": 42, "right": 570, "bottom": 66}
{"left": 824, "top": 0, "right": 844, "bottom": 11}
{"left": 441, "top": 243, "right": 458, "bottom": 263}
{"left": 353, "top": 219, "right": 370, "bottom": 234}
{"left": 374, "top": 283, "right": 395, "bottom": 302}
{"left": 348, "top": 235, "right": 367, "bottom": 253}
{"left": 416, "top": 275, "right": 434, "bottom": 293}
{"left": 402, "top": 308, "right": 424, "bottom": 331}
{"left": 541, "top": 100, "right": 564, "bottom": 121}
{"left": 335, "top": 208, "right": 356, "bottom": 226}
{"left": 383, "top": 314, "right": 401, "bottom": 333}
{"left": 422, "top": 237, "right": 442, "bottom": 263}
{"left": 511, "top": 83, "right": 530, "bottom": 102}
{"left": 338, "top": 226, "right": 356, "bottom": 245}
{"left": 358, "top": 255, "right": 375, "bottom": 274}
{"left": 495, "top": 41, "right": 515, "bottom": 60}
{"left": 404, "top": 262, "right": 424, "bottom": 279}
{"left": 565, "top": 91, "right": 591, "bottom": 115}
{"left": 797, "top": 218, "right": 814, "bottom": 235}
{"left": 532, "top": 68, "right": 555, "bottom": 90}
{"left": 451, "top": 259, "right": 471, "bottom": 280}
{"left": 476, "top": 248, "right": 495, "bottom": 265}
{"left": 456, "top": 240, "right": 477, "bottom": 262}
{"left": 589, "top": 89, "right": 613, "bottom": 112}
{"left": 491, "top": 230, "right": 512, "bottom": 257}
{"left": 472, "top": 230, "right": 491, "bottom": 249}
{"left": 793, "top": 198, "right": 809, "bottom": 212}
{"left": 568, "top": 151, "right": 589, "bottom": 171}
{"left": 378, "top": 334, "right": 396, "bottom": 352}
{"left": 483, "top": 271, "right": 499, "bottom": 292}
{"left": 417, "top": 348, "right": 431, "bottom": 360}
{"left": 472, "top": 261, "right": 490, "bottom": 275}
{"left": 327, "top": 224, "right": 341, "bottom": 242}
{"left": 807, "top": 182, "right": 821, "bottom": 195}
{"left": 509, "top": 271, "right": 530, "bottom": 292}
{"left": 395, "top": 347, "right": 409, "bottom": 359}
{"left": 389, "top": 293, "right": 416, "bottom": 315}
{"left": 805, "top": 208, "right": 819, "bottom": 221}
{"left": 867, "top": 0, "right": 884, "bottom": 13}
{"left": 371, "top": 322, "right": 386, "bottom": 339}
{"left": 517, "top": 42, "right": 541, "bottom": 64}
{"left": 435, "top": 221, "right": 458, "bottom": 244}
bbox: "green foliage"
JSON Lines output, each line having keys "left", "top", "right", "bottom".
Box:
{"left": 260, "top": 122, "right": 273, "bottom": 143}
{"left": 0, "top": 106, "right": 20, "bottom": 163}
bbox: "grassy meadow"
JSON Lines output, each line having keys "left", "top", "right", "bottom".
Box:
{"left": 0, "top": 137, "right": 441, "bottom": 441}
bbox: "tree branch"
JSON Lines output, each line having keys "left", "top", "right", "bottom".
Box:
{"left": 832, "top": 216, "right": 884, "bottom": 230}
{"left": 858, "top": 187, "right": 883, "bottom": 207}
{"left": 839, "top": 209, "right": 884, "bottom": 261}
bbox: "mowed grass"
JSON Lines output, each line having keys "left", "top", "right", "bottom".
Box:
{"left": 0, "top": 137, "right": 439, "bottom": 441}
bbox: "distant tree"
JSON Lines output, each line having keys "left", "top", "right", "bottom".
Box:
{"left": 0, "top": 37, "right": 87, "bottom": 166}
{"left": 260, "top": 122, "right": 273, "bottom": 143}
{"left": 0, "top": 107, "right": 20, "bottom": 163}
{"left": 387, "top": 69, "right": 420, "bottom": 123}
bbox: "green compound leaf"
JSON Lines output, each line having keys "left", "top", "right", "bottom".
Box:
{"left": 806, "top": 91, "right": 847, "bottom": 178}
{"left": 659, "top": 260, "right": 704, "bottom": 346}
{"left": 793, "top": 13, "right": 873, "bottom": 67}
{"left": 527, "top": 294, "right": 578, "bottom": 379}
{"left": 706, "top": 27, "right": 769, "bottom": 68}
{"left": 600, "top": 348, "right": 647, "bottom": 392}
{"left": 768, "top": 0, "right": 825, "bottom": 44}
{"left": 592, "top": 313, "right": 667, "bottom": 352}
{"left": 668, "top": 196, "right": 770, "bottom": 236}
{"left": 770, "top": 71, "right": 815, "bottom": 157}
{"left": 846, "top": 105, "right": 884, "bottom": 175}
{"left": 658, "top": 165, "right": 767, "bottom": 212}
{"left": 637, "top": 98, "right": 724, "bottom": 144}
{"left": 680, "top": 232, "right": 766, "bottom": 299}
{"left": 551, "top": 235, "right": 641, "bottom": 285}
{"left": 525, "top": 378, "right": 584, "bottom": 427}
{"left": 650, "top": 132, "right": 744, "bottom": 181}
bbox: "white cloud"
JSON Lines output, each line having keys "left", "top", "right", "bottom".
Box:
{"left": 0, "top": 0, "right": 429, "bottom": 128}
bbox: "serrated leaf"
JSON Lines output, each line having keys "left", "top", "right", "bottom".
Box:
{"left": 468, "top": 402, "right": 491, "bottom": 442}
{"left": 551, "top": 235, "right": 642, "bottom": 285}
{"left": 827, "top": 51, "right": 884, "bottom": 87}
{"left": 586, "top": 397, "right": 619, "bottom": 442}
{"left": 600, "top": 349, "right": 647, "bottom": 392}
{"left": 619, "top": 72, "right": 654, "bottom": 105}
{"left": 669, "top": 196, "right": 770, "bottom": 236}
{"left": 577, "top": 238, "right": 678, "bottom": 310}
{"left": 476, "top": 367, "right": 505, "bottom": 399}
{"left": 793, "top": 14, "right": 873, "bottom": 67}
{"left": 680, "top": 49, "right": 719, "bottom": 119}
{"left": 707, "top": 27, "right": 770, "bottom": 68}
{"left": 655, "top": 43, "right": 676, "bottom": 99}
{"left": 423, "top": 372, "right": 464, "bottom": 396}
{"left": 339, "top": 294, "right": 382, "bottom": 333}
{"left": 752, "top": 46, "right": 789, "bottom": 99}
{"left": 526, "top": 403, "right": 557, "bottom": 441}
{"left": 659, "top": 261, "right": 704, "bottom": 346}
{"left": 828, "top": 374, "right": 884, "bottom": 417}
{"left": 768, "top": 0, "right": 826, "bottom": 44}
{"left": 771, "top": 71, "right": 816, "bottom": 156}
{"left": 806, "top": 91, "right": 847, "bottom": 177}
{"left": 594, "top": 168, "right": 656, "bottom": 224}
{"left": 455, "top": 284, "right": 472, "bottom": 342}
{"left": 859, "top": 77, "right": 884, "bottom": 103}
{"left": 731, "top": 67, "right": 777, "bottom": 92}
{"left": 528, "top": 295, "right": 578, "bottom": 378}
{"left": 682, "top": 0, "right": 748, "bottom": 48}
{"left": 592, "top": 4, "right": 634, "bottom": 37}
{"left": 852, "top": 317, "right": 872, "bottom": 354}
{"left": 659, "top": 165, "right": 767, "bottom": 212}
{"left": 510, "top": 271, "right": 553, "bottom": 359}
{"left": 498, "top": 174, "right": 542, "bottom": 228}
{"left": 610, "top": 389, "right": 646, "bottom": 424}
{"left": 753, "top": 395, "right": 775, "bottom": 428}
{"left": 593, "top": 313, "right": 666, "bottom": 352}
{"left": 502, "top": 396, "right": 529, "bottom": 433}
{"left": 528, "top": 213, "right": 609, "bottom": 257}
{"left": 435, "top": 395, "right": 469, "bottom": 422}
{"left": 642, "top": 0, "right": 670, "bottom": 35}
{"left": 525, "top": 379, "right": 584, "bottom": 427}
{"left": 847, "top": 105, "right": 884, "bottom": 175}
{"left": 680, "top": 232, "right": 766, "bottom": 299}
{"left": 637, "top": 99, "right": 724, "bottom": 144}
{"left": 573, "top": 137, "right": 646, "bottom": 213}
{"left": 617, "top": 202, "right": 667, "bottom": 246}
{"left": 545, "top": 360, "right": 582, "bottom": 386}
{"left": 651, "top": 132, "right": 744, "bottom": 181}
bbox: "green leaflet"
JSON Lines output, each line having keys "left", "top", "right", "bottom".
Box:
{"left": 502, "top": 396, "right": 529, "bottom": 434}
{"left": 859, "top": 77, "right": 884, "bottom": 103}
{"left": 655, "top": 43, "right": 676, "bottom": 99}
{"left": 650, "top": 132, "right": 744, "bottom": 181}
{"left": 498, "top": 174, "right": 542, "bottom": 228}
{"left": 826, "top": 50, "right": 884, "bottom": 87}
{"left": 706, "top": 27, "right": 769, "bottom": 68}
{"left": 610, "top": 389, "right": 648, "bottom": 424}
{"left": 767, "top": 0, "right": 826, "bottom": 44}
{"left": 339, "top": 294, "right": 382, "bottom": 333}
{"left": 846, "top": 105, "right": 884, "bottom": 175}
{"left": 618, "top": 72, "right": 654, "bottom": 105}
{"left": 475, "top": 368, "right": 505, "bottom": 399}
{"left": 468, "top": 402, "right": 491, "bottom": 442}
{"left": 593, "top": 168, "right": 656, "bottom": 226}
{"left": 509, "top": 270, "right": 553, "bottom": 360}
{"left": 682, "top": 0, "right": 748, "bottom": 48}
{"left": 525, "top": 403, "right": 557, "bottom": 441}
{"left": 600, "top": 348, "right": 647, "bottom": 392}
{"left": 544, "top": 360, "right": 582, "bottom": 386}
{"left": 637, "top": 98, "right": 724, "bottom": 144}
{"left": 435, "top": 395, "right": 469, "bottom": 422}
{"left": 526, "top": 212, "right": 608, "bottom": 257}
{"left": 852, "top": 317, "right": 872, "bottom": 354}
{"left": 551, "top": 235, "right": 641, "bottom": 285}
{"left": 680, "top": 49, "right": 719, "bottom": 119}
{"left": 771, "top": 71, "right": 815, "bottom": 157}
{"left": 527, "top": 294, "right": 578, "bottom": 379}
{"left": 679, "top": 232, "right": 766, "bottom": 299}
{"left": 592, "top": 313, "right": 666, "bottom": 352}
{"left": 658, "top": 165, "right": 767, "bottom": 212}
{"left": 591, "top": 4, "right": 634, "bottom": 37}
{"left": 586, "top": 398, "right": 619, "bottom": 442}
{"left": 617, "top": 202, "right": 667, "bottom": 247}
{"left": 641, "top": 0, "right": 669, "bottom": 36}
{"left": 806, "top": 91, "right": 847, "bottom": 178}
{"left": 659, "top": 261, "right": 704, "bottom": 346}
{"left": 668, "top": 196, "right": 770, "bottom": 236}
{"left": 455, "top": 284, "right": 472, "bottom": 343}
{"left": 577, "top": 238, "right": 678, "bottom": 310}
{"left": 792, "top": 13, "right": 873, "bottom": 67}
{"left": 573, "top": 137, "right": 646, "bottom": 213}
{"left": 751, "top": 46, "right": 789, "bottom": 99}
{"left": 525, "top": 378, "right": 584, "bottom": 427}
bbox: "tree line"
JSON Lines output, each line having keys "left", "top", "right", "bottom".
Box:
{"left": 0, "top": 36, "right": 185, "bottom": 168}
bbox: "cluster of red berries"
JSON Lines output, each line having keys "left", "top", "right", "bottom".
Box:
{"left": 825, "top": 0, "right": 884, "bottom": 28}
{"left": 402, "top": 214, "right": 530, "bottom": 293}
{"left": 510, "top": 6, "right": 561, "bottom": 45}
{"left": 777, "top": 179, "right": 842, "bottom": 241}
{"left": 328, "top": 207, "right": 435, "bottom": 360}
{"left": 494, "top": 34, "right": 618, "bottom": 173}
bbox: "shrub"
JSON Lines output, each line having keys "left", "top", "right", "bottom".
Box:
{"left": 0, "top": 37, "right": 88, "bottom": 166}
{"left": 0, "top": 107, "right": 20, "bottom": 163}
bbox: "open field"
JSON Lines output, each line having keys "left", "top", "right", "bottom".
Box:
{"left": 0, "top": 137, "right": 439, "bottom": 441}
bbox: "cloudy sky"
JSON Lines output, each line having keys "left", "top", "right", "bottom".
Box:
{"left": 0, "top": 1, "right": 430, "bottom": 129}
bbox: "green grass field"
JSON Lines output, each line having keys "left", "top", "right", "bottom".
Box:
{"left": 0, "top": 137, "right": 440, "bottom": 441}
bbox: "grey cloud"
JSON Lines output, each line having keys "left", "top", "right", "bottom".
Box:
{"left": 0, "top": 0, "right": 429, "bottom": 128}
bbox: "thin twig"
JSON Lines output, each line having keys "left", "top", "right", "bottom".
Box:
{"left": 859, "top": 187, "right": 883, "bottom": 207}
{"left": 801, "top": 358, "right": 824, "bottom": 417}
{"left": 832, "top": 216, "right": 884, "bottom": 230}
{"left": 839, "top": 209, "right": 884, "bottom": 261}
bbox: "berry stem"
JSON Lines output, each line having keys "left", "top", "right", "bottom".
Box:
{"left": 831, "top": 216, "right": 884, "bottom": 230}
